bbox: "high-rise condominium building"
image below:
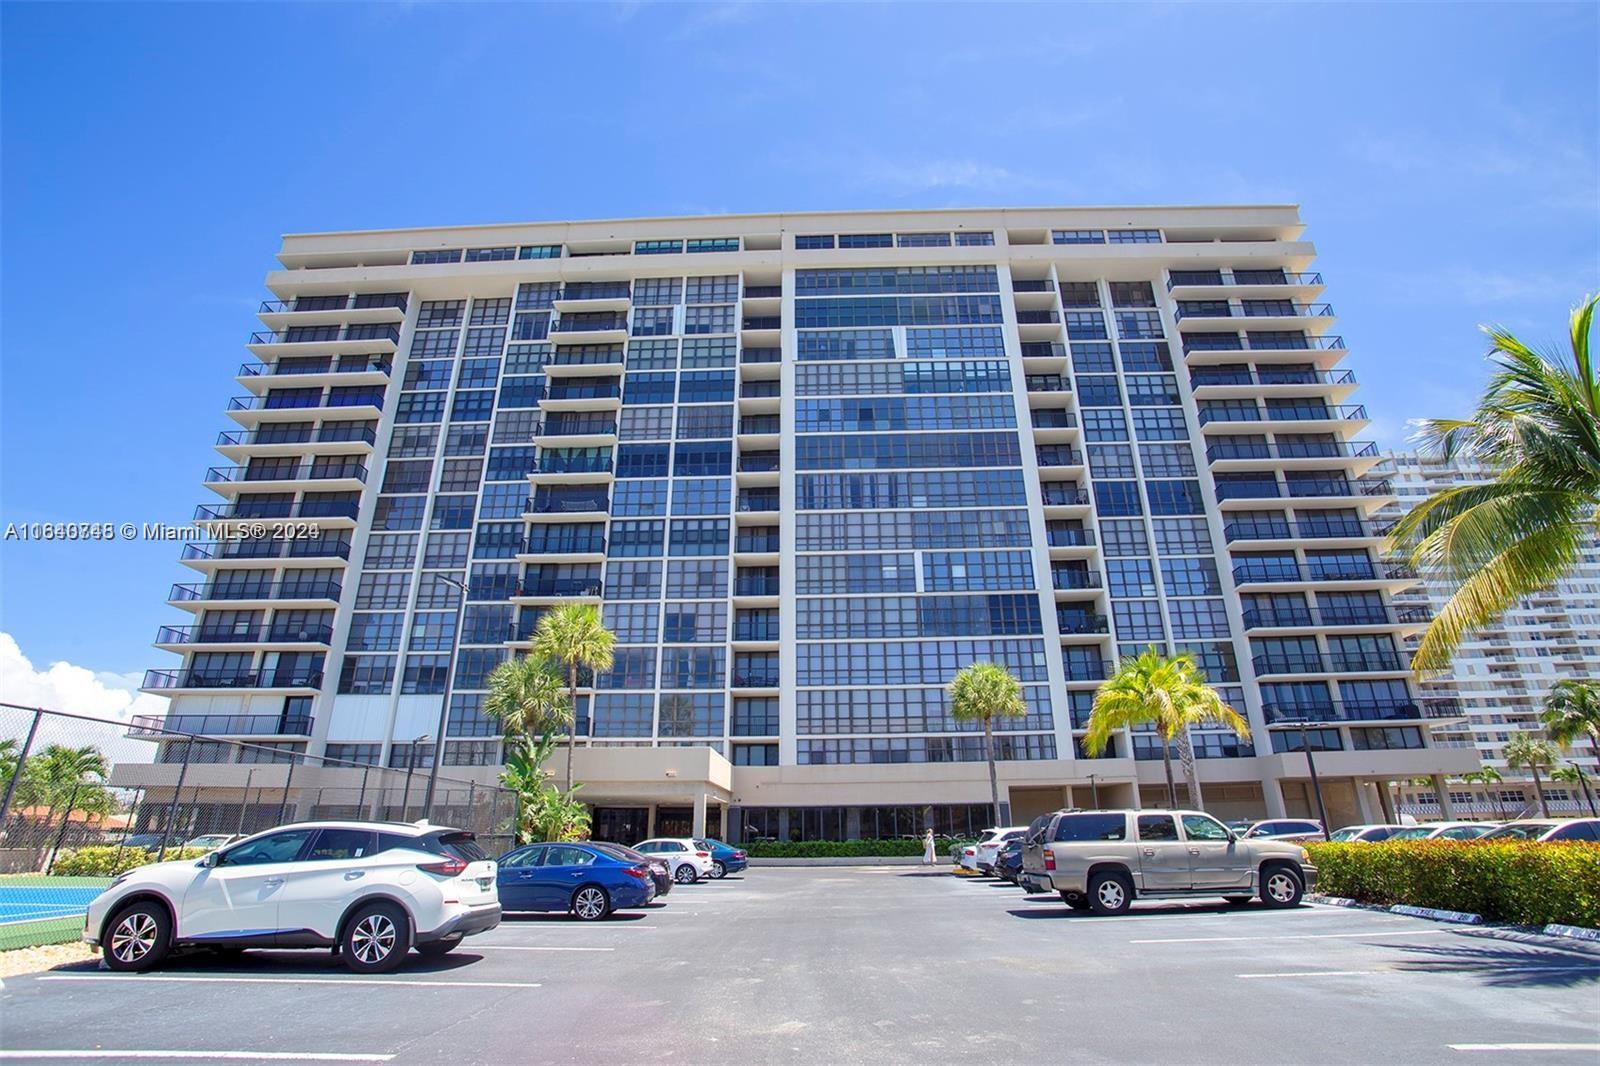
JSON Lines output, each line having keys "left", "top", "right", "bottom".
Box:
{"left": 136, "top": 206, "right": 1479, "bottom": 842}
{"left": 1376, "top": 452, "right": 1600, "bottom": 819}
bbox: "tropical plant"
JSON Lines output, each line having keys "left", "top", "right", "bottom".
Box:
{"left": 0, "top": 738, "right": 18, "bottom": 790}
{"left": 1504, "top": 732, "right": 1559, "bottom": 817}
{"left": 484, "top": 655, "right": 571, "bottom": 742}
{"left": 530, "top": 603, "right": 616, "bottom": 789}
{"left": 948, "top": 662, "right": 1027, "bottom": 826}
{"left": 24, "top": 745, "right": 114, "bottom": 820}
{"left": 1459, "top": 766, "right": 1508, "bottom": 819}
{"left": 1390, "top": 294, "right": 1600, "bottom": 672}
{"left": 1551, "top": 765, "right": 1597, "bottom": 816}
{"left": 1083, "top": 648, "right": 1250, "bottom": 811}
{"left": 1541, "top": 679, "right": 1600, "bottom": 815}
{"left": 499, "top": 733, "right": 591, "bottom": 845}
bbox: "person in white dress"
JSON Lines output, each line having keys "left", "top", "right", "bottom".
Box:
{"left": 922, "top": 828, "right": 937, "bottom": 865}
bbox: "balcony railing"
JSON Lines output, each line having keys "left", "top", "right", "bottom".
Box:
{"left": 1242, "top": 605, "right": 1421, "bottom": 629}
{"left": 1047, "top": 527, "right": 1095, "bottom": 547}
{"left": 217, "top": 426, "right": 377, "bottom": 448}
{"left": 740, "top": 347, "right": 781, "bottom": 364}
{"left": 250, "top": 326, "right": 399, "bottom": 345}
{"left": 1175, "top": 303, "right": 1333, "bottom": 321}
{"left": 521, "top": 536, "right": 607, "bottom": 555}
{"left": 539, "top": 418, "right": 618, "bottom": 437}
{"left": 1056, "top": 612, "right": 1109, "bottom": 634}
{"left": 154, "top": 623, "right": 334, "bottom": 645}
{"left": 1225, "top": 519, "right": 1376, "bottom": 543}
{"left": 560, "top": 282, "right": 631, "bottom": 301}
{"left": 740, "top": 416, "right": 781, "bottom": 434}
{"left": 545, "top": 382, "right": 621, "bottom": 401}
{"left": 736, "top": 533, "right": 781, "bottom": 553}
{"left": 1190, "top": 369, "right": 1355, "bottom": 388}
{"left": 240, "top": 357, "right": 392, "bottom": 379}
{"left": 1014, "top": 310, "right": 1061, "bottom": 325}
{"left": 737, "top": 491, "right": 780, "bottom": 512}
{"left": 1167, "top": 271, "right": 1322, "bottom": 289}
{"left": 1010, "top": 278, "right": 1055, "bottom": 293}
{"left": 259, "top": 294, "right": 407, "bottom": 315}
{"left": 1025, "top": 375, "right": 1072, "bottom": 393}
{"left": 180, "top": 539, "right": 351, "bottom": 563}
{"left": 547, "top": 345, "right": 625, "bottom": 365}
{"left": 129, "top": 712, "right": 316, "bottom": 737}
{"left": 527, "top": 493, "right": 610, "bottom": 514}
{"left": 735, "top": 577, "right": 780, "bottom": 596}
{"left": 205, "top": 464, "right": 367, "bottom": 484}
{"left": 1197, "top": 404, "right": 1368, "bottom": 425}
{"left": 142, "top": 670, "right": 324, "bottom": 691}
{"left": 532, "top": 456, "right": 614, "bottom": 475}
{"left": 738, "top": 453, "right": 780, "bottom": 473}
{"left": 517, "top": 579, "right": 603, "bottom": 597}
{"left": 1232, "top": 562, "right": 1385, "bottom": 584}
{"left": 1252, "top": 654, "right": 1328, "bottom": 675}
{"left": 1263, "top": 701, "right": 1423, "bottom": 726}
{"left": 1051, "top": 570, "right": 1102, "bottom": 590}
{"left": 169, "top": 580, "right": 342, "bottom": 602}
{"left": 1031, "top": 410, "right": 1078, "bottom": 429}
{"left": 1036, "top": 446, "right": 1083, "bottom": 467}
{"left": 1183, "top": 335, "right": 1346, "bottom": 354}
{"left": 1206, "top": 440, "right": 1377, "bottom": 462}
{"left": 741, "top": 316, "right": 782, "bottom": 330}
{"left": 1064, "top": 660, "right": 1114, "bottom": 682}
{"left": 743, "top": 286, "right": 783, "bottom": 299}
{"left": 740, "top": 381, "right": 782, "bottom": 398}
{"left": 1020, "top": 342, "right": 1067, "bottom": 359}
{"left": 552, "top": 315, "right": 628, "bottom": 333}
{"left": 195, "top": 501, "right": 359, "bottom": 522}
{"left": 1041, "top": 485, "right": 1090, "bottom": 507}
{"left": 228, "top": 393, "right": 385, "bottom": 413}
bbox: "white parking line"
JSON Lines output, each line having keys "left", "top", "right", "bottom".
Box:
{"left": 1133, "top": 929, "right": 1448, "bottom": 944}
{"left": 1450, "top": 1044, "right": 1600, "bottom": 1053}
{"left": 38, "top": 975, "right": 540, "bottom": 990}
{"left": 0, "top": 1053, "right": 394, "bottom": 1062}
{"left": 1238, "top": 966, "right": 1600, "bottom": 979}
{"left": 467, "top": 941, "right": 611, "bottom": 947}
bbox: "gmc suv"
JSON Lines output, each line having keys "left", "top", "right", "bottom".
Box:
{"left": 1019, "top": 809, "right": 1317, "bottom": 915}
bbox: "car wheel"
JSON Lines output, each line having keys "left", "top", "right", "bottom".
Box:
{"left": 415, "top": 937, "right": 460, "bottom": 958}
{"left": 572, "top": 885, "right": 611, "bottom": 921}
{"left": 1259, "top": 864, "right": 1305, "bottom": 909}
{"left": 710, "top": 860, "right": 726, "bottom": 879}
{"left": 341, "top": 901, "right": 411, "bottom": 974}
{"left": 103, "top": 900, "right": 172, "bottom": 972}
{"left": 1087, "top": 871, "right": 1133, "bottom": 916}
{"left": 674, "top": 862, "right": 698, "bottom": 884}
{"left": 1061, "top": 892, "right": 1092, "bottom": 911}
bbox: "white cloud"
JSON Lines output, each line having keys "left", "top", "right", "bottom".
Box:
{"left": 0, "top": 632, "right": 167, "bottom": 766}
{"left": 854, "top": 158, "right": 1063, "bottom": 196}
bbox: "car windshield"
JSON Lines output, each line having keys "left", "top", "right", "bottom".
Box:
{"left": 1483, "top": 823, "right": 1548, "bottom": 840}
{"left": 1387, "top": 827, "right": 1434, "bottom": 840}
{"left": 1329, "top": 828, "right": 1361, "bottom": 841}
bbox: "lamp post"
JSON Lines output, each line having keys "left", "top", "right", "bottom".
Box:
{"left": 422, "top": 573, "right": 471, "bottom": 819}
{"left": 1086, "top": 773, "right": 1100, "bottom": 809}
{"left": 1291, "top": 719, "right": 1332, "bottom": 840}
{"left": 402, "top": 733, "right": 431, "bottom": 821}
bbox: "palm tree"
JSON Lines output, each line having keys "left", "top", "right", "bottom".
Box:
{"left": 948, "top": 662, "right": 1027, "bottom": 826}
{"left": 530, "top": 603, "right": 616, "bottom": 789}
{"left": 1459, "top": 767, "right": 1508, "bottom": 819}
{"left": 1504, "top": 732, "right": 1559, "bottom": 817}
{"left": 0, "top": 738, "right": 18, "bottom": 792}
{"left": 1541, "top": 679, "right": 1600, "bottom": 815}
{"left": 1390, "top": 294, "right": 1600, "bottom": 671}
{"left": 484, "top": 656, "right": 571, "bottom": 742}
{"left": 1083, "top": 648, "right": 1250, "bottom": 811}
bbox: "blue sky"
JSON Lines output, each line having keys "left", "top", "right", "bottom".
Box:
{"left": 1, "top": 1, "right": 1596, "bottom": 691}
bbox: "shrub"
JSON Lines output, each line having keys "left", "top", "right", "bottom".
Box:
{"left": 743, "top": 838, "right": 925, "bottom": 859}
{"left": 1305, "top": 841, "right": 1600, "bottom": 927}
{"left": 52, "top": 846, "right": 209, "bottom": 877}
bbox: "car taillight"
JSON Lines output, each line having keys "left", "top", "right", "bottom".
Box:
{"left": 963, "top": 847, "right": 975, "bottom": 856}
{"left": 695, "top": 851, "right": 710, "bottom": 858}
{"left": 418, "top": 857, "right": 468, "bottom": 877}
{"left": 626, "top": 866, "right": 650, "bottom": 880}
{"left": 1043, "top": 851, "right": 1056, "bottom": 871}
{"left": 735, "top": 851, "right": 746, "bottom": 859}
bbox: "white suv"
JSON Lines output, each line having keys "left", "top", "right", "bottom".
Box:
{"left": 83, "top": 821, "right": 500, "bottom": 974}
{"left": 961, "top": 826, "right": 1028, "bottom": 873}
{"left": 633, "top": 838, "right": 715, "bottom": 884}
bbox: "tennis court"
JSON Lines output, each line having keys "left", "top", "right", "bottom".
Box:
{"left": 0, "top": 879, "right": 111, "bottom": 949}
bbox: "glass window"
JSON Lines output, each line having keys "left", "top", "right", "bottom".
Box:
{"left": 307, "top": 828, "right": 376, "bottom": 861}
{"left": 1052, "top": 813, "right": 1125, "bottom": 841}
{"left": 1136, "top": 815, "right": 1180, "bottom": 841}
{"left": 221, "top": 829, "right": 314, "bottom": 866}
{"left": 1181, "top": 814, "right": 1231, "bottom": 841}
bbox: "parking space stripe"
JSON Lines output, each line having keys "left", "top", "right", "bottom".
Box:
{"left": 1133, "top": 930, "right": 1448, "bottom": 944}
{"left": 0, "top": 1053, "right": 394, "bottom": 1062}
{"left": 38, "top": 975, "right": 540, "bottom": 990}
{"left": 1239, "top": 966, "right": 1600, "bottom": 979}
{"left": 471, "top": 946, "right": 615, "bottom": 952}
{"left": 1449, "top": 1044, "right": 1600, "bottom": 1052}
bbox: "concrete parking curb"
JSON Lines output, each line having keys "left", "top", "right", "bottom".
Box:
{"left": 1389, "top": 904, "right": 1483, "bottom": 925}
{"left": 751, "top": 856, "right": 925, "bottom": 867}
{"left": 1542, "top": 923, "right": 1600, "bottom": 942}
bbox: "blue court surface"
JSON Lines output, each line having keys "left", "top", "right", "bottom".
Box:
{"left": 0, "top": 884, "right": 105, "bottom": 925}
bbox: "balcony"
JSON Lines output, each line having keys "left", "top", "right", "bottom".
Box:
{"left": 247, "top": 325, "right": 399, "bottom": 357}
{"left": 732, "top": 671, "right": 781, "bottom": 689}
{"left": 180, "top": 538, "right": 351, "bottom": 564}
{"left": 217, "top": 425, "right": 376, "bottom": 452}
{"left": 1047, "top": 527, "right": 1095, "bottom": 547}
{"left": 1330, "top": 651, "right": 1409, "bottom": 672}
{"left": 1051, "top": 569, "right": 1102, "bottom": 591}
{"left": 1014, "top": 310, "right": 1061, "bottom": 325}
{"left": 141, "top": 669, "right": 324, "bottom": 692}
{"left": 204, "top": 463, "right": 367, "bottom": 486}
{"left": 1010, "top": 278, "right": 1056, "bottom": 293}
{"left": 738, "top": 452, "right": 780, "bottom": 473}
{"left": 532, "top": 456, "right": 614, "bottom": 476}
{"left": 552, "top": 314, "right": 628, "bottom": 336}
{"left": 740, "top": 347, "right": 781, "bottom": 364}
{"left": 537, "top": 417, "right": 618, "bottom": 441}
{"left": 1233, "top": 562, "right": 1391, "bottom": 585}
{"left": 543, "top": 381, "right": 621, "bottom": 403}
{"left": 1252, "top": 654, "right": 1328, "bottom": 676}
{"left": 1174, "top": 302, "right": 1333, "bottom": 322}
{"left": 1167, "top": 271, "right": 1323, "bottom": 291}
{"left": 741, "top": 316, "right": 782, "bottom": 331}
{"left": 1025, "top": 375, "right": 1072, "bottom": 393}
{"left": 546, "top": 345, "right": 626, "bottom": 369}
{"left": 155, "top": 622, "right": 334, "bottom": 647}
{"left": 1224, "top": 518, "right": 1377, "bottom": 543}
{"left": 1041, "top": 485, "right": 1090, "bottom": 507}
{"left": 740, "top": 381, "right": 782, "bottom": 399}
{"left": 169, "top": 580, "right": 342, "bottom": 604}
{"left": 735, "top": 574, "right": 780, "bottom": 597}
{"left": 258, "top": 293, "right": 406, "bottom": 320}
{"left": 1020, "top": 342, "right": 1067, "bottom": 360}
{"left": 1056, "top": 611, "right": 1109, "bottom": 635}
{"left": 129, "top": 712, "right": 316, "bottom": 737}
{"left": 736, "top": 529, "right": 780, "bottom": 554}
{"left": 1189, "top": 368, "right": 1355, "bottom": 389}
{"left": 737, "top": 489, "right": 780, "bottom": 513}
{"left": 240, "top": 356, "right": 392, "bottom": 383}
{"left": 526, "top": 490, "right": 610, "bottom": 515}
{"left": 1064, "top": 659, "right": 1114, "bottom": 682}
{"left": 558, "top": 282, "right": 631, "bottom": 303}
{"left": 521, "top": 534, "right": 606, "bottom": 556}
{"left": 743, "top": 285, "right": 782, "bottom": 299}
{"left": 1035, "top": 445, "right": 1083, "bottom": 468}
{"left": 739, "top": 415, "right": 781, "bottom": 436}
{"left": 1183, "top": 334, "right": 1346, "bottom": 357}
{"left": 1197, "top": 404, "right": 1368, "bottom": 426}
{"left": 1206, "top": 440, "right": 1377, "bottom": 463}
{"left": 733, "top": 622, "right": 780, "bottom": 642}
{"left": 516, "top": 578, "right": 603, "bottom": 598}
{"left": 227, "top": 392, "right": 384, "bottom": 420}
{"left": 1031, "top": 410, "right": 1078, "bottom": 430}
{"left": 1263, "top": 701, "right": 1424, "bottom": 726}
{"left": 1241, "top": 605, "right": 1424, "bottom": 630}
{"left": 194, "top": 500, "right": 359, "bottom": 523}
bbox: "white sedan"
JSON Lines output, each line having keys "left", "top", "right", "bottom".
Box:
{"left": 633, "top": 838, "right": 716, "bottom": 884}
{"left": 83, "top": 820, "right": 500, "bottom": 973}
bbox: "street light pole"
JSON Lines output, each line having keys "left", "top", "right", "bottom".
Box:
{"left": 402, "top": 733, "right": 430, "bottom": 821}
{"left": 422, "top": 574, "right": 471, "bottom": 819}
{"left": 1087, "top": 773, "right": 1100, "bottom": 809}
{"left": 1294, "top": 720, "right": 1332, "bottom": 841}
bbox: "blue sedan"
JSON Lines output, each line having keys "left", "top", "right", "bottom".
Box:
{"left": 695, "top": 838, "right": 749, "bottom": 879}
{"left": 496, "top": 842, "right": 656, "bottom": 921}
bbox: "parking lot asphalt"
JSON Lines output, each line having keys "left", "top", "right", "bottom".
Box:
{"left": 2, "top": 866, "right": 1597, "bottom": 1065}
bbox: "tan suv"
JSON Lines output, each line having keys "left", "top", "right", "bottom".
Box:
{"left": 1019, "top": 809, "right": 1317, "bottom": 915}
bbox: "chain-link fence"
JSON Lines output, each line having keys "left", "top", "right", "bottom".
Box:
{"left": 0, "top": 703, "right": 516, "bottom": 951}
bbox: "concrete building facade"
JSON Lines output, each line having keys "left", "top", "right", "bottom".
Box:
{"left": 136, "top": 206, "right": 1479, "bottom": 840}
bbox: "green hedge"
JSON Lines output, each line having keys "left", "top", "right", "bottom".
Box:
{"left": 1305, "top": 841, "right": 1600, "bottom": 928}
{"left": 51, "top": 846, "right": 209, "bottom": 877}
{"left": 743, "top": 838, "right": 926, "bottom": 859}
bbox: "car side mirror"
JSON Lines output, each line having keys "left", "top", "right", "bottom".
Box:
{"left": 202, "top": 851, "right": 221, "bottom": 868}
{"left": 1225, "top": 830, "right": 1238, "bottom": 843}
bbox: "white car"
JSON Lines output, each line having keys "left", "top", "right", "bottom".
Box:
{"left": 83, "top": 821, "right": 500, "bottom": 974}
{"left": 1328, "top": 824, "right": 1410, "bottom": 842}
{"left": 961, "top": 826, "right": 1028, "bottom": 873}
{"left": 633, "top": 838, "right": 716, "bottom": 884}
{"left": 183, "top": 833, "right": 245, "bottom": 852}
{"left": 1240, "top": 819, "right": 1325, "bottom": 842}
{"left": 1385, "top": 822, "right": 1498, "bottom": 841}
